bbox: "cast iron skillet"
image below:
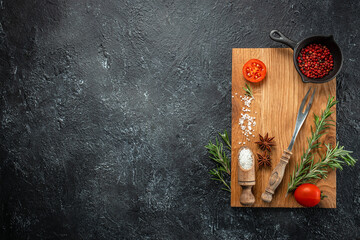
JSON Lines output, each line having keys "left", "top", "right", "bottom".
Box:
{"left": 269, "top": 30, "right": 343, "bottom": 84}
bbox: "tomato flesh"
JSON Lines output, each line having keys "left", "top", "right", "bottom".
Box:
{"left": 242, "top": 59, "right": 266, "bottom": 82}
{"left": 294, "top": 183, "right": 321, "bottom": 207}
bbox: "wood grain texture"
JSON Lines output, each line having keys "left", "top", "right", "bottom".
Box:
{"left": 231, "top": 48, "right": 336, "bottom": 208}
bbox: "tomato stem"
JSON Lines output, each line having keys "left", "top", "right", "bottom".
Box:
{"left": 320, "top": 191, "right": 328, "bottom": 200}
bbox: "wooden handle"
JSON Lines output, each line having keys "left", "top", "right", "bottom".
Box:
{"left": 261, "top": 149, "right": 292, "bottom": 203}
{"left": 240, "top": 186, "right": 255, "bottom": 205}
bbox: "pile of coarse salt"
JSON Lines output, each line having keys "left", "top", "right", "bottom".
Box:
{"left": 238, "top": 147, "right": 253, "bottom": 170}
{"left": 233, "top": 94, "right": 256, "bottom": 143}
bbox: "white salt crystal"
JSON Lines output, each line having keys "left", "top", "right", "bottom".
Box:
{"left": 237, "top": 92, "right": 257, "bottom": 142}
{"left": 238, "top": 148, "right": 253, "bottom": 170}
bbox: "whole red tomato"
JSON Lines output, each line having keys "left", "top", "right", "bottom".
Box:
{"left": 294, "top": 183, "right": 321, "bottom": 207}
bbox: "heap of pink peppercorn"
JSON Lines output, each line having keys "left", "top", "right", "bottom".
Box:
{"left": 297, "top": 43, "right": 334, "bottom": 79}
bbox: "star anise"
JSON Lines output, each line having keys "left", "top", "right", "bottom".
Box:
{"left": 257, "top": 152, "right": 271, "bottom": 167}
{"left": 255, "top": 133, "right": 276, "bottom": 152}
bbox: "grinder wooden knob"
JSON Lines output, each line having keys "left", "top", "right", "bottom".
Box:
{"left": 238, "top": 146, "right": 256, "bottom": 206}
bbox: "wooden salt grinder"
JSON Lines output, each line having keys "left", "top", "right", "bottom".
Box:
{"left": 238, "top": 147, "right": 256, "bottom": 206}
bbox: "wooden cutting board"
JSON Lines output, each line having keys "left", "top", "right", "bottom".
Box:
{"left": 231, "top": 48, "right": 336, "bottom": 208}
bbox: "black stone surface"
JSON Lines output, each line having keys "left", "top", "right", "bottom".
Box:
{"left": 1, "top": 0, "right": 359, "bottom": 239}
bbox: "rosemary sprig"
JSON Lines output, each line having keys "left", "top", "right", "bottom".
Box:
{"left": 287, "top": 143, "right": 356, "bottom": 193}
{"left": 287, "top": 96, "right": 357, "bottom": 193}
{"left": 205, "top": 130, "right": 231, "bottom": 192}
{"left": 242, "top": 83, "right": 254, "bottom": 98}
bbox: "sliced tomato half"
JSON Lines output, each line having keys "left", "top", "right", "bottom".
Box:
{"left": 242, "top": 59, "right": 267, "bottom": 83}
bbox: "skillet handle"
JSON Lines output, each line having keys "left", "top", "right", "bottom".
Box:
{"left": 270, "top": 30, "right": 297, "bottom": 49}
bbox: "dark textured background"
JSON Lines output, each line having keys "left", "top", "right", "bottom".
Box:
{"left": 1, "top": 0, "right": 359, "bottom": 239}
